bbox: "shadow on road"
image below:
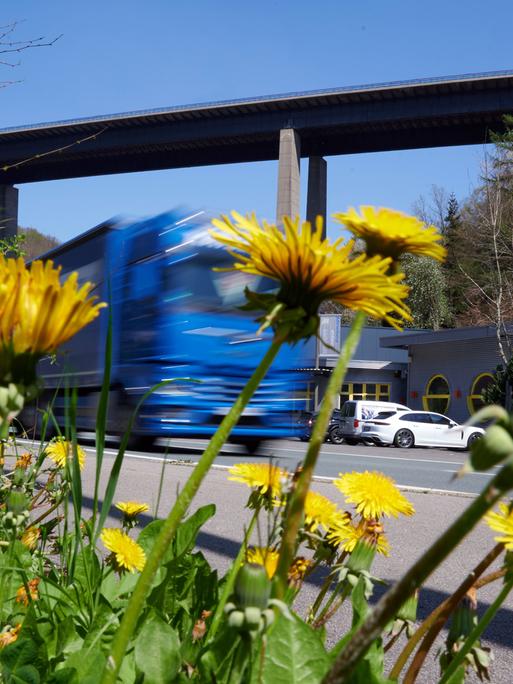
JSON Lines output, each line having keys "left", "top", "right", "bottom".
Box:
{"left": 82, "top": 495, "right": 512, "bottom": 648}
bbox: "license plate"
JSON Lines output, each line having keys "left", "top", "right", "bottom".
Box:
{"left": 363, "top": 426, "right": 371, "bottom": 431}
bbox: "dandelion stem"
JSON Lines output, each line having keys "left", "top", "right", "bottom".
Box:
{"left": 308, "top": 571, "right": 336, "bottom": 622}
{"left": 323, "top": 466, "right": 513, "bottom": 683}
{"left": 438, "top": 577, "right": 513, "bottom": 684}
{"left": 389, "top": 542, "right": 503, "bottom": 680}
{"left": 207, "top": 508, "right": 259, "bottom": 642}
{"left": 403, "top": 544, "right": 505, "bottom": 683}
{"left": 274, "top": 311, "right": 366, "bottom": 599}
{"left": 102, "top": 337, "right": 284, "bottom": 684}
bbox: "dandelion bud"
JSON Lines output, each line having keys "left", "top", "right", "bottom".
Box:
{"left": 227, "top": 610, "right": 245, "bottom": 629}
{"left": 243, "top": 606, "right": 262, "bottom": 631}
{"left": 470, "top": 424, "right": 513, "bottom": 471}
{"left": 0, "top": 383, "right": 24, "bottom": 439}
{"left": 6, "top": 489, "right": 29, "bottom": 515}
{"left": 234, "top": 562, "right": 272, "bottom": 610}
{"left": 262, "top": 608, "right": 275, "bottom": 627}
{"left": 346, "top": 537, "right": 377, "bottom": 574}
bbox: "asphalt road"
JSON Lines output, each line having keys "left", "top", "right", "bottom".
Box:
{"left": 140, "top": 437, "right": 496, "bottom": 496}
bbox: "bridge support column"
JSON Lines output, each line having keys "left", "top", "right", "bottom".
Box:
{"left": 276, "top": 128, "right": 300, "bottom": 224}
{"left": 0, "top": 185, "right": 19, "bottom": 238}
{"left": 306, "top": 156, "right": 327, "bottom": 238}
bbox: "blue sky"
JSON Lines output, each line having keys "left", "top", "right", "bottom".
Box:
{"left": 2, "top": 0, "right": 512, "bottom": 243}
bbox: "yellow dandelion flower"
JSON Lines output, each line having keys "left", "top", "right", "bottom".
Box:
{"left": 327, "top": 518, "right": 390, "bottom": 556}
{"left": 246, "top": 547, "right": 279, "bottom": 579}
{"left": 15, "top": 578, "right": 40, "bottom": 606}
{"left": 0, "top": 256, "right": 106, "bottom": 356}
{"left": 485, "top": 502, "right": 513, "bottom": 550}
{"left": 115, "top": 501, "right": 149, "bottom": 519}
{"left": 334, "top": 206, "right": 446, "bottom": 262}
{"left": 0, "top": 624, "right": 21, "bottom": 649}
{"left": 303, "top": 491, "right": 343, "bottom": 532}
{"left": 45, "top": 438, "right": 86, "bottom": 470}
{"left": 211, "top": 212, "right": 411, "bottom": 329}
{"left": 228, "top": 462, "right": 287, "bottom": 496}
{"left": 14, "top": 452, "right": 32, "bottom": 470}
{"left": 101, "top": 528, "right": 146, "bottom": 573}
{"left": 21, "top": 526, "right": 40, "bottom": 550}
{"left": 334, "top": 471, "right": 415, "bottom": 520}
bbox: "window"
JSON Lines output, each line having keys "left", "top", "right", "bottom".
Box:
{"left": 373, "top": 411, "right": 397, "bottom": 419}
{"left": 467, "top": 373, "right": 494, "bottom": 414}
{"left": 341, "top": 402, "right": 356, "bottom": 418}
{"left": 429, "top": 413, "right": 451, "bottom": 425}
{"left": 340, "top": 382, "right": 390, "bottom": 403}
{"left": 401, "top": 413, "right": 432, "bottom": 423}
{"left": 423, "top": 375, "right": 450, "bottom": 413}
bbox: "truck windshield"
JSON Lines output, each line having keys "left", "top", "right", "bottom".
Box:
{"left": 163, "top": 252, "right": 275, "bottom": 312}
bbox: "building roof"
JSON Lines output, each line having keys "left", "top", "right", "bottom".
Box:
{"left": 381, "top": 324, "right": 511, "bottom": 349}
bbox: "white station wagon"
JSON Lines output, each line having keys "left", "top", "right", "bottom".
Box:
{"left": 361, "top": 410, "right": 484, "bottom": 449}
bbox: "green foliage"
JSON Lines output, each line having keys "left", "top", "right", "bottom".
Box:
{"left": 482, "top": 359, "right": 513, "bottom": 408}
{"left": 134, "top": 611, "right": 181, "bottom": 683}
{"left": 0, "top": 234, "right": 26, "bottom": 259}
{"left": 402, "top": 254, "right": 452, "bottom": 329}
{"left": 256, "top": 614, "right": 330, "bottom": 683}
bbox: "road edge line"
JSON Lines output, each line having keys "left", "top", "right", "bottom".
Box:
{"left": 172, "top": 461, "right": 478, "bottom": 499}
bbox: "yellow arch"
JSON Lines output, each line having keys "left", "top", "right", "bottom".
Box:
{"left": 467, "top": 372, "right": 494, "bottom": 414}
{"left": 422, "top": 374, "right": 450, "bottom": 413}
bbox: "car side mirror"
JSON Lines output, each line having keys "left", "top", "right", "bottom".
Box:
{"left": 449, "top": 421, "right": 457, "bottom": 428}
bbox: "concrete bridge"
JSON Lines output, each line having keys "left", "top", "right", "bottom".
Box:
{"left": 1, "top": 70, "right": 513, "bottom": 237}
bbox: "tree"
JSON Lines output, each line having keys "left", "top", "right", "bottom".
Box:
{"left": 0, "top": 21, "right": 61, "bottom": 89}
{"left": 402, "top": 254, "right": 451, "bottom": 329}
{"left": 443, "top": 193, "right": 467, "bottom": 319}
{"left": 0, "top": 227, "right": 60, "bottom": 259}
{"left": 21, "top": 227, "right": 60, "bottom": 260}
{"left": 453, "top": 136, "right": 513, "bottom": 364}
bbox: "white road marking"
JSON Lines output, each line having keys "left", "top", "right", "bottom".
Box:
{"left": 13, "top": 438, "right": 489, "bottom": 496}
{"left": 441, "top": 469, "right": 492, "bottom": 477}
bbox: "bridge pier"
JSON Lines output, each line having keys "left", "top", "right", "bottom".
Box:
{"left": 276, "top": 128, "right": 301, "bottom": 224}
{"left": 306, "top": 156, "right": 327, "bottom": 239}
{"left": 0, "top": 185, "right": 19, "bottom": 239}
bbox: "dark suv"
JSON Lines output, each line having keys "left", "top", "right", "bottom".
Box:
{"left": 297, "top": 409, "right": 342, "bottom": 442}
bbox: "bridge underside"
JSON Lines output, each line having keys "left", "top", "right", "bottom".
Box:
{"left": 1, "top": 71, "right": 512, "bottom": 238}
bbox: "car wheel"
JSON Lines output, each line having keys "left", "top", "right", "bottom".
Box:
{"left": 394, "top": 429, "right": 414, "bottom": 449}
{"left": 467, "top": 432, "right": 482, "bottom": 449}
{"left": 345, "top": 438, "right": 359, "bottom": 446}
{"left": 329, "top": 427, "right": 344, "bottom": 445}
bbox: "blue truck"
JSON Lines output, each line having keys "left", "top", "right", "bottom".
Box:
{"left": 20, "top": 209, "right": 313, "bottom": 451}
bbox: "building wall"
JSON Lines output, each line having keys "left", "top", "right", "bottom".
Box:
{"left": 312, "top": 317, "right": 412, "bottom": 411}
{"left": 313, "top": 368, "right": 406, "bottom": 410}
{"left": 318, "top": 317, "right": 415, "bottom": 363}
{"left": 407, "top": 337, "right": 501, "bottom": 422}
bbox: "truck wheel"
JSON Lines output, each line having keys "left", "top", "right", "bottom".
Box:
{"left": 231, "top": 439, "right": 262, "bottom": 455}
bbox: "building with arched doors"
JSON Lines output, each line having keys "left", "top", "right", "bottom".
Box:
{"left": 381, "top": 325, "right": 507, "bottom": 423}
{"left": 308, "top": 316, "right": 426, "bottom": 411}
